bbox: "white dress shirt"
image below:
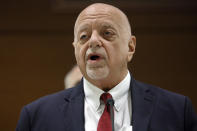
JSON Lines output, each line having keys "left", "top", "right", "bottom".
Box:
{"left": 84, "top": 71, "right": 133, "bottom": 131}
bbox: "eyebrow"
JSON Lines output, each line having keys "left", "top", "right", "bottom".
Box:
{"left": 100, "top": 22, "right": 117, "bottom": 31}
{"left": 76, "top": 21, "right": 118, "bottom": 36}
{"left": 102, "top": 24, "right": 114, "bottom": 29}
{"left": 77, "top": 24, "right": 90, "bottom": 34}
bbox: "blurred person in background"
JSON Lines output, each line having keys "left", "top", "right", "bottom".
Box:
{"left": 64, "top": 65, "right": 82, "bottom": 89}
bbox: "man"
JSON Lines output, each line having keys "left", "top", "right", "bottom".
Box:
{"left": 16, "top": 3, "right": 197, "bottom": 131}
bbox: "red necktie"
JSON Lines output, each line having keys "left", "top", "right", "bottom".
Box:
{"left": 97, "top": 93, "right": 114, "bottom": 131}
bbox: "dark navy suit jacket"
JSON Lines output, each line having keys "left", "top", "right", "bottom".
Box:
{"left": 16, "top": 76, "right": 197, "bottom": 131}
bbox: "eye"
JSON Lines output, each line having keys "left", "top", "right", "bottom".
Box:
{"left": 103, "top": 30, "right": 115, "bottom": 40}
{"left": 104, "top": 31, "right": 112, "bottom": 36}
{"left": 80, "top": 34, "right": 88, "bottom": 40}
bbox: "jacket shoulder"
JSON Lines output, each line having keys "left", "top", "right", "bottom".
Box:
{"left": 134, "top": 79, "right": 186, "bottom": 101}
{"left": 25, "top": 87, "right": 79, "bottom": 110}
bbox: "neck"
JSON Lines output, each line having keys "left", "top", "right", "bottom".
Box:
{"left": 86, "top": 70, "right": 128, "bottom": 91}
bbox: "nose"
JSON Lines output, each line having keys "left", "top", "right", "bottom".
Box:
{"left": 88, "top": 30, "right": 102, "bottom": 48}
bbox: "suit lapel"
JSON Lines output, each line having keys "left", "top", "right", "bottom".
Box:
{"left": 61, "top": 80, "right": 85, "bottom": 131}
{"left": 59, "top": 76, "right": 156, "bottom": 131}
{"left": 131, "top": 78, "right": 156, "bottom": 131}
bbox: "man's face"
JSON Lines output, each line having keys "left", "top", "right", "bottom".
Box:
{"left": 73, "top": 4, "right": 135, "bottom": 88}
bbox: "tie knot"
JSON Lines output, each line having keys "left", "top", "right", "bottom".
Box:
{"left": 100, "top": 93, "right": 112, "bottom": 104}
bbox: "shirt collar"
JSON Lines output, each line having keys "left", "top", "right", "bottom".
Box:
{"left": 84, "top": 71, "right": 131, "bottom": 112}
{"left": 84, "top": 78, "right": 104, "bottom": 111}
{"left": 109, "top": 71, "right": 131, "bottom": 111}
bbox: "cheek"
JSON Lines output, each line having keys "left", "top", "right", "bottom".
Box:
{"left": 101, "top": 40, "right": 115, "bottom": 58}
{"left": 102, "top": 45, "right": 116, "bottom": 66}
{"left": 111, "top": 43, "right": 128, "bottom": 63}
{"left": 75, "top": 44, "right": 88, "bottom": 64}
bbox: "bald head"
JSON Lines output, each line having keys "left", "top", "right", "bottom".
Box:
{"left": 74, "top": 3, "right": 132, "bottom": 42}
{"left": 73, "top": 3, "right": 136, "bottom": 89}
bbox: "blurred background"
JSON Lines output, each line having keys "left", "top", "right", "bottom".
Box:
{"left": 0, "top": 0, "right": 197, "bottom": 130}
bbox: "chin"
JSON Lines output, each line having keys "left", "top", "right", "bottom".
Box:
{"left": 86, "top": 67, "right": 109, "bottom": 80}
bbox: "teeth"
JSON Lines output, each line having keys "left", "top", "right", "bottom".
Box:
{"left": 90, "top": 55, "right": 99, "bottom": 60}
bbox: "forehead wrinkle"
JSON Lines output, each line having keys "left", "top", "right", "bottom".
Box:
{"left": 77, "top": 23, "right": 90, "bottom": 33}
{"left": 75, "top": 5, "right": 113, "bottom": 30}
{"left": 78, "top": 13, "right": 110, "bottom": 23}
{"left": 77, "top": 15, "right": 114, "bottom": 30}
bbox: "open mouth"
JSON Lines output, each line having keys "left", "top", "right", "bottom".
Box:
{"left": 88, "top": 54, "right": 102, "bottom": 61}
{"left": 90, "top": 55, "right": 100, "bottom": 60}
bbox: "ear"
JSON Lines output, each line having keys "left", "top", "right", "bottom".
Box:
{"left": 127, "top": 35, "right": 136, "bottom": 62}
{"left": 72, "top": 42, "right": 76, "bottom": 48}
{"left": 72, "top": 42, "right": 77, "bottom": 56}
